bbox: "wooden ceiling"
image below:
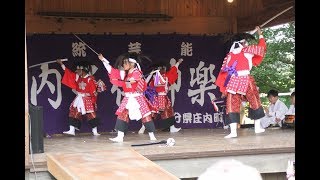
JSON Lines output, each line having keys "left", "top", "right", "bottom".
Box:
{"left": 26, "top": 0, "right": 295, "bottom": 34}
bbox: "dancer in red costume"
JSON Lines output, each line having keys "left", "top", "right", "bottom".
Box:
{"left": 56, "top": 59, "right": 105, "bottom": 136}
{"left": 138, "top": 58, "right": 183, "bottom": 134}
{"left": 98, "top": 52, "right": 157, "bottom": 142}
{"left": 215, "top": 26, "right": 267, "bottom": 138}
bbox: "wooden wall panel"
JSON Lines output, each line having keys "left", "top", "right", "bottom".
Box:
{"left": 29, "top": 0, "right": 236, "bottom": 17}
{"left": 26, "top": 16, "right": 230, "bottom": 35}
{"left": 106, "top": 0, "right": 123, "bottom": 13}
{"left": 168, "top": 0, "right": 177, "bottom": 16}
{"left": 144, "top": 0, "right": 161, "bottom": 13}
{"left": 160, "top": 0, "right": 169, "bottom": 14}
{"left": 206, "top": 0, "right": 214, "bottom": 16}
{"left": 236, "top": 0, "right": 264, "bottom": 18}
{"left": 71, "top": 0, "right": 83, "bottom": 12}
{"left": 28, "top": 0, "right": 293, "bottom": 18}
{"left": 61, "top": 0, "right": 72, "bottom": 12}
{"left": 123, "top": 0, "right": 141, "bottom": 13}
{"left": 25, "top": 0, "right": 293, "bottom": 36}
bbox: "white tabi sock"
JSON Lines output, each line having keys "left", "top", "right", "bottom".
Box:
{"left": 170, "top": 125, "right": 181, "bottom": 133}
{"left": 148, "top": 132, "right": 157, "bottom": 141}
{"left": 224, "top": 123, "right": 237, "bottom": 138}
{"left": 138, "top": 125, "right": 145, "bottom": 134}
{"left": 92, "top": 127, "right": 101, "bottom": 136}
{"left": 109, "top": 131, "right": 124, "bottom": 142}
{"left": 255, "top": 119, "right": 265, "bottom": 133}
{"left": 63, "top": 125, "right": 75, "bottom": 136}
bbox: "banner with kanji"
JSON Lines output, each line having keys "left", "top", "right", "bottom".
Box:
{"left": 27, "top": 34, "right": 227, "bottom": 135}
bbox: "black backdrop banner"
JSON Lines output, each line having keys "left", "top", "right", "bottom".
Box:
{"left": 27, "top": 34, "right": 227, "bottom": 135}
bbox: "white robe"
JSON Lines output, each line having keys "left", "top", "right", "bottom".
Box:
{"left": 286, "top": 105, "right": 295, "bottom": 115}
{"left": 260, "top": 99, "right": 289, "bottom": 128}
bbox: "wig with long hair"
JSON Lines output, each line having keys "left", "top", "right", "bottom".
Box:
{"left": 113, "top": 52, "right": 152, "bottom": 71}
{"left": 73, "top": 60, "right": 93, "bottom": 74}
{"left": 144, "top": 61, "right": 171, "bottom": 75}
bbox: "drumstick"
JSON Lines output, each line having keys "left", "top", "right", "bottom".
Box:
{"left": 29, "top": 58, "right": 68, "bottom": 68}
{"left": 131, "top": 140, "right": 167, "bottom": 147}
{"left": 73, "top": 33, "right": 99, "bottom": 55}
{"left": 249, "top": 6, "right": 293, "bottom": 34}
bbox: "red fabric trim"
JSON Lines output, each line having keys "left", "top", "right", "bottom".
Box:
{"left": 61, "top": 68, "right": 77, "bottom": 89}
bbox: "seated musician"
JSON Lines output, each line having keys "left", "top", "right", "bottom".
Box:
{"left": 260, "top": 89, "right": 288, "bottom": 128}
{"left": 286, "top": 91, "right": 295, "bottom": 115}
{"left": 284, "top": 91, "right": 295, "bottom": 126}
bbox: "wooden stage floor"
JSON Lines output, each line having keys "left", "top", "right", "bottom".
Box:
{"left": 29, "top": 127, "right": 295, "bottom": 179}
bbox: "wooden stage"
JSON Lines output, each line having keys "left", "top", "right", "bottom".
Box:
{"left": 27, "top": 127, "right": 295, "bottom": 179}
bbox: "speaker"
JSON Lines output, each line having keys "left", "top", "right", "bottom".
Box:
{"left": 29, "top": 104, "right": 44, "bottom": 154}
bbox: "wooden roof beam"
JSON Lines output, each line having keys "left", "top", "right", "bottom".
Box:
{"left": 237, "top": 2, "right": 294, "bottom": 32}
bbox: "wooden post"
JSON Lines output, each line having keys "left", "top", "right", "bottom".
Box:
{"left": 228, "top": 2, "right": 237, "bottom": 33}
{"left": 25, "top": 22, "right": 30, "bottom": 167}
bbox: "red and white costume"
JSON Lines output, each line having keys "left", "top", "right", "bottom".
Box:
{"left": 61, "top": 67, "right": 97, "bottom": 117}
{"left": 216, "top": 36, "right": 266, "bottom": 96}
{"left": 148, "top": 66, "right": 179, "bottom": 119}
{"left": 111, "top": 67, "right": 156, "bottom": 121}
{"left": 101, "top": 58, "right": 156, "bottom": 123}
{"left": 215, "top": 35, "right": 267, "bottom": 127}
{"left": 100, "top": 55, "right": 158, "bottom": 142}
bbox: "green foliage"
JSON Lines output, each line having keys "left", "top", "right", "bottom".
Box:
{"left": 251, "top": 22, "right": 295, "bottom": 95}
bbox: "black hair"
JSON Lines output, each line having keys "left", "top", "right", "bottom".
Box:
{"left": 222, "top": 32, "right": 256, "bottom": 55}
{"left": 291, "top": 91, "right": 295, "bottom": 97}
{"left": 145, "top": 61, "right": 171, "bottom": 74}
{"left": 114, "top": 52, "right": 152, "bottom": 71}
{"left": 75, "top": 60, "right": 92, "bottom": 74}
{"left": 267, "top": 89, "right": 279, "bottom": 97}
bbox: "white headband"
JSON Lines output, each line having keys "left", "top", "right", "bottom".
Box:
{"left": 128, "top": 58, "right": 141, "bottom": 70}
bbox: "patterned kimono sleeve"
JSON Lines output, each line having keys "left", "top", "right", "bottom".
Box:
{"left": 87, "top": 76, "right": 98, "bottom": 105}
{"left": 252, "top": 38, "right": 267, "bottom": 66}
{"left": 215, "top": 54, "right": 230, "bottom": 93}
{"left": 166, "top": 66, "right": 178, "bottom": 85}
{"left": 61, "top": 67, "right": 77, "bottom": 89}
{"left": 133, "top": 70, "right": 147, "bottom": 93}
{"left": 108, "top": 67, "right": 125, "bottom": 87}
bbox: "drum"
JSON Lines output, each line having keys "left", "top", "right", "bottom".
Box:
{"left": 283, "top": 115, "right": 295, "bottom": 129}
{"left": 284, "top": 115, "right": 295, "bottom": 124}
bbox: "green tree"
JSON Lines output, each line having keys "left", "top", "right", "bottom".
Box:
{"left": 251, "top": 22, "right": 295, "bottom": 95}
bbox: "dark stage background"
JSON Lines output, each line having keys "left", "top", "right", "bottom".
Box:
{"left": 27, "top": 34, "right": 227, "bottom": 135}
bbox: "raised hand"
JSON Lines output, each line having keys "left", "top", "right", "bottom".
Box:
{"left": 256, "top": 26, "right": 262, "bottom": 36}
{"left": 98, "top": 53, "right": 105, "bottom": 61}
{"left": 56, "top": 59, "right": 63, "bottom": 65}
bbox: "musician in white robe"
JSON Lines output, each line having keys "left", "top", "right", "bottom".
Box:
{"left": 286, "top": 91, "right": 295, "bottom": 115}
{"left": 260, "top": 89, "right": 288, "bottom": 128}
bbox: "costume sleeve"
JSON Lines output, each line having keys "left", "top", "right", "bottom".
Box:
{"left": 61, "top": 67, "right": 77, "bottom": 89}
{"left": 108, "top": 67, "right": 125, "bottom": 87}
{"left": 88, "top": 77, "right": 98, "bottom": 104}
{"left": 215, "top": 55, "right": 229, "bottom": 94}
{"left": 145, "top": 73, "right": 154, "bottom": 84}
{"left": 166, "top": 66, "right": 178, "bottom": 85}
{"left": 132, "top": 70, "right": 147, "bottom": 92}
{"left": 148, "top": 78, "right": 155, "bottom": 88}
{"left": 252, "top": 37, "right": 267, "bottom": 66}
{"left": 101, "top": 57, "right": 111, "bottom": 73}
